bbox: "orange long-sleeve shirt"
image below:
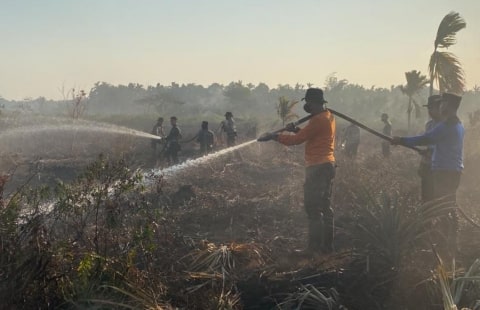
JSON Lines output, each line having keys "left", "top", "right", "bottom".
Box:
{"left": 277, "top": 110, "right": 336, "bottom": 167}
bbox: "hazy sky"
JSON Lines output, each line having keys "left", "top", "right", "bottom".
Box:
{"left": 1, "top": 0, "right": 479, "bottom": 100}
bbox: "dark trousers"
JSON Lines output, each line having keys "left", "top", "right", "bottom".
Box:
{"left": 200, "top": 145, "right": 212, "bottom": 156}
{"left": 433, "top": 170, "right": 461, "bottom": 202}
{"left": 227, "top": 135, "right": 236, "bottom": 147}
{"left": 165, "top": 143, "right": 180, "bottom": 165}
{"left": 345, "top": 143, "right": 359, "bottom": 158}
{"left": 165, "top": 150, "right": 178, "bottom": 165}
{"left": 304, "top": 162, "right": 336, "bottom": 252}
{"left": 151, "top": 140, "right": 160, "bottom": 157}
{"left": 418, "top": 163, "right": 435, "bottom": 203}
{"left": 432, "top": 170, "right": 461, "bottom": 254}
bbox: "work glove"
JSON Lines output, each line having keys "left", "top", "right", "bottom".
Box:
{"left": 257, "top": 132, "right": 278, "bottom": 142}
{"left": 285, "top": 122, "right": 300, "bottom": 133}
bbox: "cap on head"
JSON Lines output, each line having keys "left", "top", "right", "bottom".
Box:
{"left": 301, "top": 88, "right": 328, "bottom": 104}
{"left": 441, "top": 93, "right": 462, "bottom": 110}
{"left": 225, "top": 112, "right": 233, "bottom": 118}
{"left": 424, "top": 95, "right": 442, "bottom": 108}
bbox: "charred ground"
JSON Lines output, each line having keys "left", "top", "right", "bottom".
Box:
{"left": 1, "top": 126, "right": 480, "bottom": 309}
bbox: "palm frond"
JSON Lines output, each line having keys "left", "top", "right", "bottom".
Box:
{"left": 85, "top": 284, "right": 172, "bottom": 310}
{"left": 277, "top": 285, "right": 341, "bottom": 310}
{"left": 403, "top": 70, "right": 429, "bottom": 96}
{"left": 287, "top": 100, "right": 299, "bottom": 110}
{"left": 401, "top": 70, "right": 428, "bottom": 130}
{"left": 412, "top": 99, "right": 422, "bottom": 119}
{"left": 185, "top": 242, "right": 265, "bottom": 275}
{"left": 215, "top": 289, "right": 242, "bottom": 310}
{"left": 277, "top": 96, "right": 299, "bottom": 125}
{"left": 351, "top": 192, "right": 456, "bottom": 270}
{"left": 452, "top": 259, "right": 480, "bottom": 305}
{"left": 435, "top": 11, "right": 467, "bottom": 49}
{"left": 436, "top": 262, "right": 458, "bottom": 310}
{"left": 429, "top": 51, "right": 466, "bottom": 94}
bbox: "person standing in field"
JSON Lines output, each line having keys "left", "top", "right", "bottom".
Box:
{"left": 196, "top": 121, "right": 215, "bottom": 155}
{"left": 221, "top": 112, "right": 237, "bottom": 147}
{"left": 258, "top": 88, "right": 336, "bottom": 255}
{"left": 164, "top": 116, "right": 182, "bottom": 165}
{"left": 341, "top": 123, "right": 360, "bottom": 158}
{"left": 381, "top": 113, "right": 392, "bottom": 158}
{"left": 392, "top": 93, "right": 464, "bottom": 254}
{"left": 151, "top": 117, "right": 165, "bottom": 158}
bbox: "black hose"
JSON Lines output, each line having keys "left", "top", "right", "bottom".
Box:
{"left": 328, "top": 108, "right": 422, "bottom": 152}
{"left": 260, "top": 109, "right": 421, "bottom": 153}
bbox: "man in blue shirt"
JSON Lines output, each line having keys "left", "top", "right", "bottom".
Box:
{"left": 393, "top": 93, "right": 463, "bottom": 197}
{"left": 392, "top": 93, "right": 464, "bottom": 252}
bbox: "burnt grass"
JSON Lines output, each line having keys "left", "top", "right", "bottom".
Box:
{"left": 140, "top": 137, "right": 479, "bottom": 309}
{"left": 2, "top": 132, "right": 480, "bottom": 309}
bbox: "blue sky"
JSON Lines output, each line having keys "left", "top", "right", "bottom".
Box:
{"left": 1, "top": 0, "right": 479, "bottom": 100}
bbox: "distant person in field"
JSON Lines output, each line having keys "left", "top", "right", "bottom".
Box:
{"left": 381, "top": 113, "right": 392, "bottom": 158}
{"left": 220, "top": 112, "right": 237, "bottom": 147}
{"left": 341, "top": 123, "right": 360, "bottom": 158}
{"left": 196, "top": 121, "right": 215, "bottom": 155}
{"left": 258, "top": 88, "right": 336, "bottom": 255}
{"left": 418, "top": 95, "right": 442, "bottom": 203}
{"left": 165, "top": 116, "right": 182, "bottom": 165}
{"left": 392, "top": 93, "right": 464, "bottom": 253}
{"left": 245, "top": 122, "right": 258, "bottom": 139}
{"left": 151, "top": 117, "right": 165, "bottom": 158}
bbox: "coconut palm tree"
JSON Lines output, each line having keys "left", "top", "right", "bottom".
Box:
{"left": 277, "top": 96, "right": 299, "bottom": 126}
{"left": 400, "top": 70, "right": 429, "bottom": 132}
{"left": 429, "top": 11, "right": 466, "bottom": 95}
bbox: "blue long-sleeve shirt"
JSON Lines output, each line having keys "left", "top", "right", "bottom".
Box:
{"left": 403, "top": 121, "right": 464, "bottom": 171}
{"left": 420, "top": 119, "right": 439, "bottom": 165}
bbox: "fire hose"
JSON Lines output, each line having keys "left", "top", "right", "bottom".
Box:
{"left": 328, "top": 109, "right": 422, "bottom": 152}
{"left": 258, "top": 109, "right": 422, "bottom": 153}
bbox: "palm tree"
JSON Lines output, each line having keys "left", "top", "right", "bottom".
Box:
{"left": 400, "top": 70, "right": 429, "bottom": 132}
{"left": 429, "top": 11, "right": 466, "bottom": 95}
{"left": 277, "top": 96, "right": 299, "bottom": 126}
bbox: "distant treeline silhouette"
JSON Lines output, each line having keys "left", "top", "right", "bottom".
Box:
{"left": 1, "top": 78, "right": 479, "bottom": 130}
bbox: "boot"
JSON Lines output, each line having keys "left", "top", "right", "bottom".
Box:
{"left": 322, "top": 216, "right": 335, "bottom": 254}
{"left": 293, "top": 219, "right": 323, "bottom": 256}
{"left": 308, "top": 219, "right": 324, "bottom": 252}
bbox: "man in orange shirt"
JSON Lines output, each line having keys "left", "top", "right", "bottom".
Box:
{"left": 260, "top": 88, "right": 336, "bottom": 254}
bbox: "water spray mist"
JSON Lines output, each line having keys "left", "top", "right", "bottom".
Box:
{"left": 145, "top": 139, "right": 257, "bottom": 180}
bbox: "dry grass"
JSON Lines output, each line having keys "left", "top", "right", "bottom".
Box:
{"left": 1, "top": 123, "right": 480, "bottom": 309}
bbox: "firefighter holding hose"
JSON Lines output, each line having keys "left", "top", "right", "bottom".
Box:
{"left": 258, "top": 88, "right": 336, "bottom": 255}
{"left": 392, "top": 92, "right": 464, "bottom": 255}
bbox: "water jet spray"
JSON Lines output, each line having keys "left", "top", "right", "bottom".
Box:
{"left": 0, "top": 123, "right": 162, "bottom": 141}
{"left": 145, "top": 139, "right": 257, "bottom": 180}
